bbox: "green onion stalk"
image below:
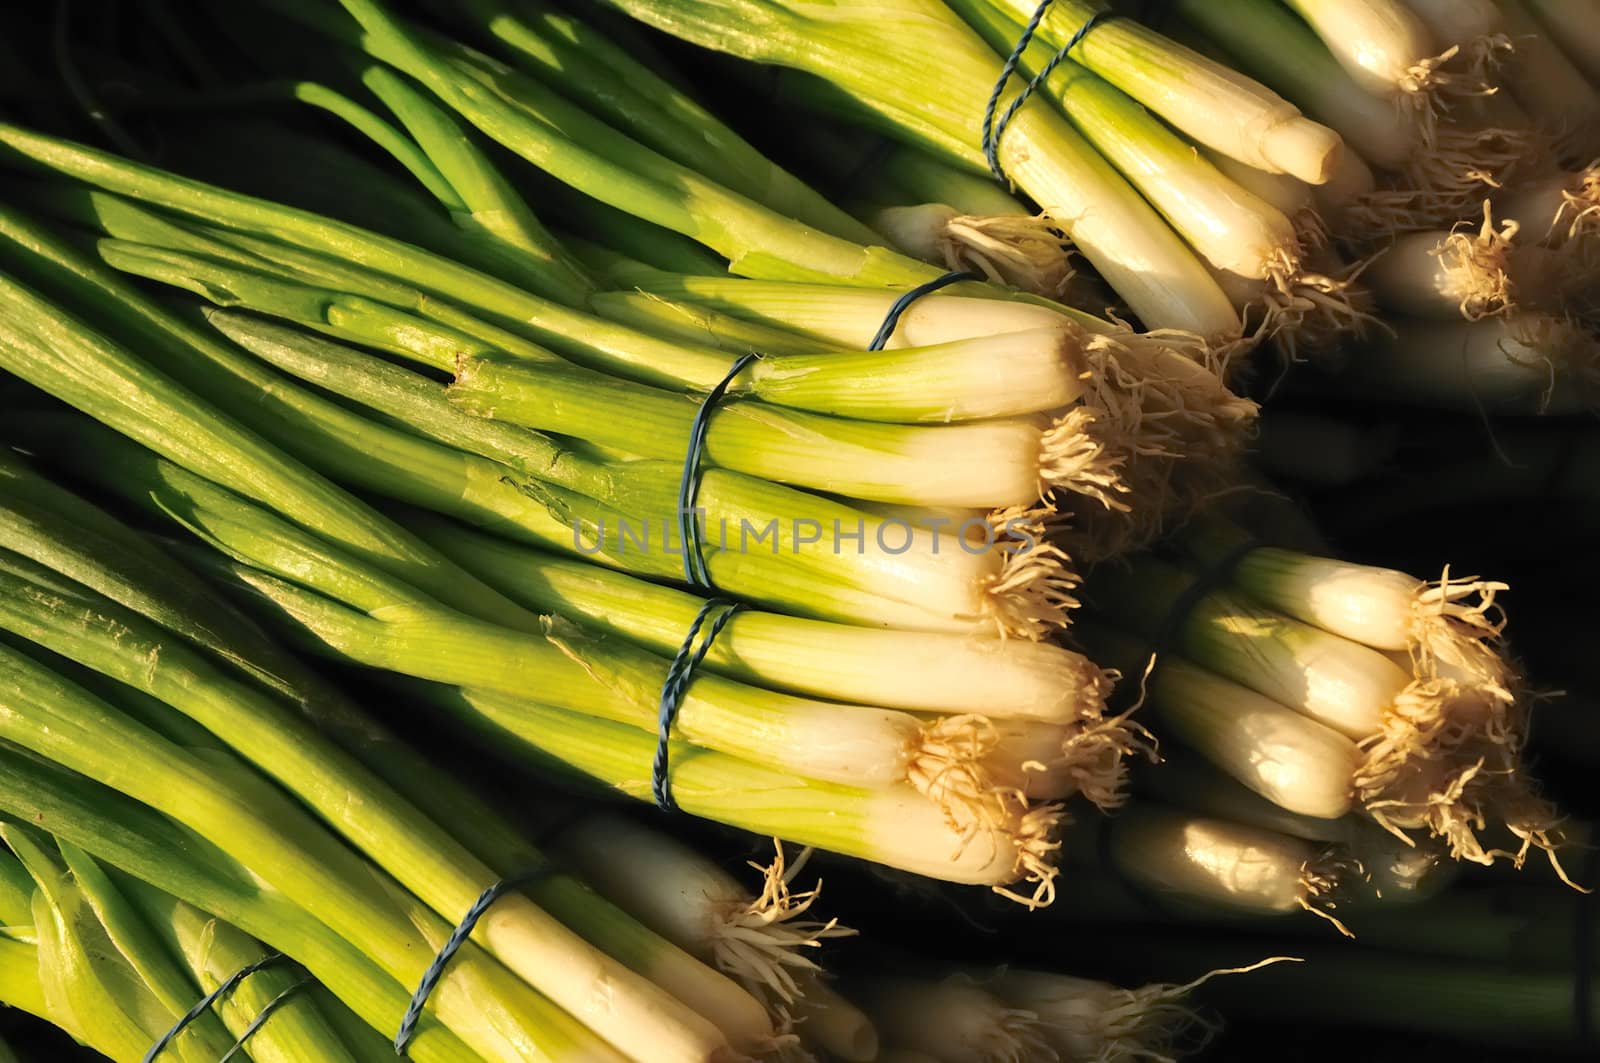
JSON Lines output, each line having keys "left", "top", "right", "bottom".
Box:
{"left": 1279, "top": 0, "right": 1500, "bottom": 137}
{"left": 11, "top": 410, "right": 1106, "bottom": 821}
{"left": 315, "top": 54, "right": 589, "bottom": 290}
{"left": 0, "top": 139, "right": 1250, "bottom": 561}
{"left": 86, "top": 23, "right": 594, "bottom": 309}
{"left": 575, "top": 269, "right": 1259, "bottom": 559}
{"left": 151, "top": 110, "right": 634, "bottom": 294}
{"left": 125, "top": 14, "right": 751, "bottom": 291}
{"left": 198, "top": 314, "right": 1079, "bottom": 639}
{"left": 442, "top": 354, "right": 1088, "bottom": 508}
{"left": 1077, "top": 623, "right": 1362, "bottom": 823}
{"left": 1174, "top": 517, "right": 1521, "bottom": 713}
{"left": 849, "top": 975, "right": 1055, "bottom": 1063}
{"left": 1174, "top": 0, "right": 1532, "bottom": 239}
{"left": 268, "top": 0, "right": 1209, "bottom": 332}
{"left": 1363, "top": 202, "right": 1586, "bottom": 320}
{"left": 545, "top": 813, "right": 874, "bottom": 1056}
{"left": 126, "top": 61, "right": 748, "bottom": 286}
{"left": 0, "top": 139, "right": 743, "bottom": 410}
{"left": 0, "top": 451, "right": 785, "bottom": 1056}
{"left": 0, "top": 743, "right": 483, "bottom": 1063}
{"left": 90, "top": 232, "right": 1082, "bottom": 430}
{"left": 31, "top": 187, "right": 1205, "bottom": 542}
{"left": 8, "top": 178, "right": 1170, "bottom": 572}
{"left": 955, "top": 0, "right": 1342, "bottom": 185}
{"left": 0, "top": 200, "right": 1077, "bottom": 639}
{"left": 594, "top": 0, "right": 1244, "bottom": 340}
{"left": 543, "top": 192, "right": 733, "bottom": 279}
{"left": 1199, "top": 149, "right": 1323, "bottom": 243}
{"left": 0, "top": 204, "right": 544, "bottom": 635}
{"left": 0, "top": 943, "right": 47, "bottom": 1032}
{"left": 0, "top": 635, "right": 616, "bottom": 1063}
{"left": 118, "top": 46, "right": 875, "bottom": 342}
{"left": 949, "top": 0, "right": 1369, "bottom": 356}
{"left": 865, "top": 191, "right": 1079, "bottom": 304}
{"left": 121, "top": 879, "right": 391, "bottom": 1063}
{"left": 15, "top": 337, "right": 1069, "bottom": 644}
{"left": 0, "top": 598, "right": 748, "bottom": 1063}
{"left": 1082, "top": 549, "right": 1564, "bottom": 874}
{"left": 251, "top": 0, "right": 945, "bottom": 291}
{"left": 775, "top": 104, "right": 1084, "bottom": 300}
{"left": 977, "top": 965, "right": 1221, "bottom": 1063}
{"left": 407, "top": 683, "right": 1065, "bottom": 907}
{"left": 416, "top": 0, "right": 880, "bottom": 248}
{"left": 1073, "top": 804, "right": 1361, "bottom": 931}
{"left": 182, "top": 47, "right": 594, "bottom": 300}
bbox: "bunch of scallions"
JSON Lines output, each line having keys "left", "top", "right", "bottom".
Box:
{"left": 1166, "top": 0, "right": 1600, "bottom": 414}
{"left": 0, "top": 0, "right": 1262, "bottom": 554}
{"left": 591, "top": 0, "right": 1400, "bottom": 359}
{"left": 0, "top": 1, "right": 1593, "bottom": 1059}
{"left": 0, "top": 0, "right": 1272, "bottom": 919}
{"left": 0, "top": 446, "right": 830, "bottom": 1062}
{"left": 536, "top": 813, "right": 1237, "bottom": 1063}
{"left": 599, "top": 0, "right": 1600, "bottom": 407}
{"left": 1064, "top": 512, "right": 1573, "bottom": 930}
{"left": 0, "top": 822, "right": 391, "bottom": 1063}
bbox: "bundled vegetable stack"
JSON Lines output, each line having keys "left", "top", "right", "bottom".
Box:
{"left": 598, "top": 0, "right": 1386, "bottom": 358}
{"left": 1170, "top": 0, "right": 1600, "bottom": 413}
{"left": 0, "top": 0, "right": 1593, "bottom": 1060}
{"left": 1064, "top": 516, "right": 1563, "bottom": 928}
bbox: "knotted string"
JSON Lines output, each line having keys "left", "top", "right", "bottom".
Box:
{"left": 653, "top": 598, "right": 743, "bottom": 812}
{"left": 676, "top": 353, "right": 757, "bottom": 588}
{"left": 653, "top": 272, "right": 980, "bottom": 809}
{"left": 982, "top": 3, "right": 1117, "bottom": 181}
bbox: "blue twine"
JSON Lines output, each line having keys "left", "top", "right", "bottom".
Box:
{"left": 653, "top": 598, "right": 743, "bottom": 811}
{"left": 218, "top": 976, "right": 313, "bottom": 1063}
{"left": 677, "top": 352, "right": 757, "bottom": 588}
{"left": 867, "top": 271, "right": 980, "bottom": 350}
{"left": 654, "top": 352, "right": 756, "bottom": 813}
{"left": 653, "top": 271, "right": 987, "bottom": 813}
{"left": 394, "top": 865, "right": 557, "bottom": 1056}
{"left": 143, "top": 952, "right": 286, "bottom": 1062}
{"left": 981, "top": 3, "right": 1116, "bottom": 181}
